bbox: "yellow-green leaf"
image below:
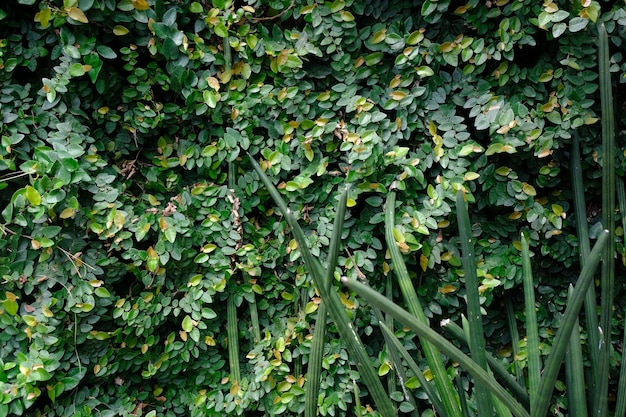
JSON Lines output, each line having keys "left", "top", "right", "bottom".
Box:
{"left": 42, "top": 305, "right": 54, "bottom": 318}
{"left": 132, "top": 0, "right": 150, "bottom": 11}
{"left": 339, "top": 10, "right": 354, "bottom": 21}
{"left": 407, "top": 30, "right": 424, "bottom": 45}
{"left": 299, "top": 4, "right": 316, "bottom": 14}
{"left": 4, "top": 298, "right": 18, "bottom": 316}
{"left": 25, "top": 185, "right": 41, "bottom": 206}
{"left": 113, "top": 25, "right": 130, "bottom": 36}
{"left": 372, "top": 29, "right": 386, "bottom": 44}
{"left": 389, "top": 90, "right": 407, "bottom": 101}
{"left": 36, "top": 8, "right": 52, "bottom": 28}
{"left": 305, "top": 301, "right": 318, "bottom": 314}
{"left": 464, "top": 171, "right": 480, "bottom": 181}
{"left": 378, "top": 361, "right": 391, "bottom": 376}
{"left": 23, "top": 315, "right": 38, "bottom": 327}
{"left": 66, "top": 7, "right": 89, "bottom": 23}
{"left": 59, "top": 207, "right": 76, "bottom": 219}
{"left": 495, "top": 166, "right": 512, "bottom": 176}
{"left": 420, "top": 254, "right": 428, "bottom": 272}
{"left": 392, "top": 227, "right": 405, "bottom": 243}
{"left": 522, "top": 183, "right": 537, "bottom": 196}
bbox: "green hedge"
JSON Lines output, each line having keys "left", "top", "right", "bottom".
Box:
{"left": 0, "top": 0, "right": 625, "bottom": 415}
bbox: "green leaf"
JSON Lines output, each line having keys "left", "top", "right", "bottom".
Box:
{"left": 68, "top": 63, "right": 86, "bottom": 77}
{"left": 190, "top": 2, "right": 203, "bottom": 13}
{"left": 203, "top": 90, "right": 220, "bottom": 108}
{"left": 96, "top": 45, "right": 117, "bottom": 59}
{"left": 3, "top": 299, "right": 18, "bottom": 316}
{"left": 162, "top": 37, "right": 179, "bottom": 60}
{"left": 95, "top": 287, "right": 111, "bottom": 298}
{"left": 84, "top": 53, "right": 103, "bottom": 83}
{"left": 569, "top": 17, "right": 588, "bottom": 32}
{"left": 214, "top": 22, "right": 228, "bottom": 38}
{"left": 552, "top": 22, "right": 567, "bottom": 38}
{"left": 182, "top": 315, "right": 193, "bottom": 332}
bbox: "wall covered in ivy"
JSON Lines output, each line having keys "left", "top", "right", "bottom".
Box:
{"left": 0, "top": 0, "right": 625, "bottom": 416}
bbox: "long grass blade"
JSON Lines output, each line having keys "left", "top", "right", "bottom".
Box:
{"left": 442, "top": 319, "right": 530, "bottom": 408}
{"left": 505, "top": 297, "right": 524, "bottom": 387}
{"left": 614, "top": 179, "right": 626, "bottom": 417}
{"left": 597, "top": 20, "right": 616, "bottom": 417}
{"left": 385, "top": 273, "right": 395, "bottom": 397}
{"left": 386, "top": 191, "right": 461, "bottom": 417}
{"left": 520, "top": 231, "right": 541, "bottom": 407}
{"left": 456, "top": 190, "right": 494, "bottom": 415}
{"left": 455, "top": 372, "right": 471, "bottom": 417}
{"left": 378, "top": 321, "right": 447, "bottom": 417}
{"left": 354, "top": 378, "right": 364, "bottom": 417}
{"left": 227, "top": 294, "right": 241, "bottom": 383}
{"left": 250, "top": 156, "right": 397, "bottom": 417}
{"left": 343, "top": 278, "right": 530, "bottom": 417}
{"left": 249, "top": 298, "right": 261, "bottom": 344}
{"left": 531, "top": 229, "right": 610, "bottom": 417}
{"left": 305, "top": 187, "right": 348, "bottom": 417}
{"left": 305, "top": 301, "right": 327, "bottom": 417}
{"left": 372, "top": 297, "right": 421, "bottom": 416}
{"left": 571, "top": 131, "right": 600, "bottom": 410}
{"left": 227, "top": 161, "right": 241, "bottom": 384}
{"left": 565, "top": 285, "right": 588, "bottom": 417}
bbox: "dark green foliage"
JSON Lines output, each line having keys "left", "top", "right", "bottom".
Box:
{"left": 0, "top": 0, "right": 625, "bottom": 416}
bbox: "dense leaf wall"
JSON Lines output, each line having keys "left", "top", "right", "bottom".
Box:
{"left": 0, "top": 0, "right": 625, "bottom": 416}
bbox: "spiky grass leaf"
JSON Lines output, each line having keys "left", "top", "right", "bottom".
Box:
{"left": 305, "top": 186, "right": 348, "bottom": 417}
{"left": 571, "top": 132, "right": 600, "bottom": 407}
{"left": 520, "top": 231, "right": 541, "bottom": 406}
{"left": 505, "top": 297, "right": 524, "bottom": 387}
{"left": 565, "top": 285, "right": 588, "bottom": 417}
{"left": 456, "top": 190, "right": 493, "bottom": 415}
{"left": 614, "top": 179, "right": 626, "bottom": 417}
{"left": 597, "top": 20, "right": 616, "bottom": 417}
{"left": 227, "top": 161, "right": 241, "bottom": 384}
{"left": 378, "top": 322, "right": 447, "bottom": 417}
{"left": 227, "top": 295, "right": 241, "bottom": 383}
{"left": 343, "top": 277, "right": 530, "bottom": 417}
{"left": 386, "top": 191, "right": 461, "bottom": 417}
{"left": 442, "top": 319, "right": 530, "bottom": 408}
{"left": 250, "top": 155, "right": 397, "bottom": 417}
{"left": 531, "top": 229, "right": 610, "bottom": 417}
